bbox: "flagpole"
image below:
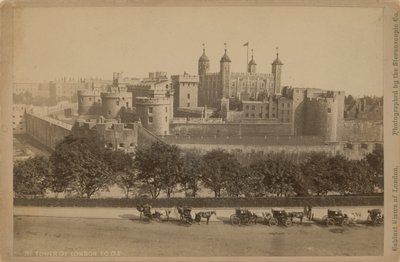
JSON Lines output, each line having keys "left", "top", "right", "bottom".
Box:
{"left": 246, "top": 44, "right": 249, "bottom": 72}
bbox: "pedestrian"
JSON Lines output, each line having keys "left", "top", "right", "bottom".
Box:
{"left": 307, "top": 205, "right": 312, "bottom": 221}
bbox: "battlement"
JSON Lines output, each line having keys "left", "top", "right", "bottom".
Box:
{"left": 307, "top": 96, "right": 338, "bottom": 104}
{"left": 75, "top": 118, "right": 137, "bottom": 131}
{"left": 172, "top": 74, "right": 199, "bottom": 83}
{"left": 231, "top": 72, "right": 272, "bottom": 78}
{"left": 78, "top": 89, "right": 101, "bottom": 97}
{"left": 204, "top": 72, "right": 220, "bottom": 76}
{"left": 136, "top": 96, "right": 170, "bottom": 105}
{"left": 100, "top": 91, "right": 132, "bottom": 99}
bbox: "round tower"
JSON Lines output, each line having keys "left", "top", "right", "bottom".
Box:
{"left": 198, "top": 43, "right": 210, "bottom": 76}
{"left": 272, "top": 48, "right": 283, "bottom": 95}
{"left": 77, "top": 89, "right": 101, "bottom": 115}
{"left": 136, "top": 97, "right": 170, "bottom": 136}
{"left": 248, "top": 49, "right": 257, "bottom": 74}
{"left": 324, "top": 98, "right": 339, "bottom": 142}
{"left": 101, "top": 90, "right": 132, "bottom": 119}
{"left": 220, "top": 43, "right": 231, "bottom": 99}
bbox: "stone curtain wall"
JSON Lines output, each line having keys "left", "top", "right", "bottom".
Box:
{"left": 341, "top": 120, "right": 383, "bottom": 142}
{"left": 170, "top": 122, "right": 292, "bottom": 137}
{"left": 25, "top": 113, "right": 72, "bottom": 150}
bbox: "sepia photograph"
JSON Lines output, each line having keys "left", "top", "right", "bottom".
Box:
{"left": 0, "top": 0, "right": 399, "bottom": 261}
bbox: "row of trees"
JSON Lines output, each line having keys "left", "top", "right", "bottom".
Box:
{"left": 13, "top": 91, "right": 78, "bottom": 107}
{"left": 14, "top": 136, "right": 383, "bottom": 199}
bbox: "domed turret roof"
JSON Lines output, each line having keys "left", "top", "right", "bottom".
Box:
{"left": 248, "top": 56, "right": 257, "bottom": 66}
{"left": 272, "top": 53, "right": 283, "bottom": 65}
{"left": 220, "top": 50, "right": 231, "bottom": 63}
{"left": 199, "top": 49, "right": 209, "bottom": 62}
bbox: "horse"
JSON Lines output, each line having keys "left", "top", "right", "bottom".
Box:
{"left": 164, "top": 209, "right": 171, "bottom": 221}
{"left": 194, "top": 211, "right": 217, "bottom": 225}
{"left": 288, "top": 211, "right": 305, "bottom": 223}
{"left": 348, "top": 212, "right": 362, "bottom": 224}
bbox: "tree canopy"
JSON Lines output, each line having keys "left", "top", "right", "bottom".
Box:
{"left": 134, "top": 141, "right": 183, "bottom": 198}
{"left": 14, "top": 156, "right": 50, "bottom": 198}
{"left": 49, "top": 135, "right": 113, "bottom": 198}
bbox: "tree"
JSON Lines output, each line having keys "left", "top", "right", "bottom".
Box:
{"left": 104, "top": 150, "right": 138, "bottom": 198}
{"left": 327, "top": 155, "right": 351, "bottom": 194}
{"left": 180, "top": 152, "right": 203, "bottom": 197}
{"left": 366, "top": 147, "right": 384, "bottom": 177}
{"left": 244, "top": 165, "right": 268, "bottom": 197}
{"left": 225, "top": 166, "right": 249, "bottom": 197}
{"left": 255, "top": 156, "right": 301, "bottom": 197}
{"left": 346, "top": 159, "right": 378, "bottom": 194}
{"left": 14, "top": 156, "right": 50, "bottom": 198}
{"left": 201, "top": 149, "right": 241, "bottom": 198}
{"left": 345, "top": 94, "right": 355, "bottom": 106}
{"left": 49, "top": 135, "right": 113, "bottom": 198}
{"left": 134, "top": 141, "right": 183, "bottom": 198}
{"left": 301, "top": 153, "right": 333, "bottom": 195}
{"left": 229, "top": 97, "right": 243, "bottom": 111}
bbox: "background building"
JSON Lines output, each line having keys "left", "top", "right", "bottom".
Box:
{"left": 171, "top": 73, "right": 199, "bottom": 109}
{"left": 198, "top": 46, "right": 281, "bottom": 107}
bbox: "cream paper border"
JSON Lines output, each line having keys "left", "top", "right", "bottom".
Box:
{"left": 0, "top": 0, "right": 399, "bottom": 261}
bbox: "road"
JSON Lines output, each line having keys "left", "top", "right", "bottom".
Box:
{"left": 13, "top": 206, "right": 384, "bottom": 257}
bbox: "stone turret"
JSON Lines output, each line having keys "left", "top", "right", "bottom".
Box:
{"left": 272, "top": 50, "right": 283, "bottom": 95}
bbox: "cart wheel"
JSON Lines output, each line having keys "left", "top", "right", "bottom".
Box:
{"left": 322, "top": 215, "right": 328, "bottom": 222}
{"left": 284, "top": 219, "right": 293, "bottom": 227}
{"left": 326, "top": 218, "right": 335, "bottom": 226}
{"left": 248, "top": 217, "right": 257, "bottom": 225}
{"left": 269, "top": 218, "right": 278, "bottom": 226}
{"left": 377, "top": 217, "right": 384, "bottom": 225}
{"left": 231, "top": 215, "right": 240, "bottom": 225}
{"left": 140, "top": 213, "right": 150, "bottom": 223}
{"left": 341, "top": 218, "right": 349, "bottom": 226}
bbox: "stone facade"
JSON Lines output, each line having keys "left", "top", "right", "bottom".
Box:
{"left": 136, "top": 97, "right": 171, "bottom": 136}
{"left": 171, "top": 73, "right": 199, "bottom": 109}
{"left": 77, "top": 89, "right": 102, "bottom": 115}
{"left": 25, "top": 113, "right": 72, "bottom": 150}
{"left": 198, "top": 47, "right": 281, "bottom": 107}
{"left": 100, "top": 86, "right": 132, "bottom": 119}
{"left": 170, "top": 122, "right": 293, "bottom": 137}
{"left": 72, "top": 118, "right": 139, "bottom": 152}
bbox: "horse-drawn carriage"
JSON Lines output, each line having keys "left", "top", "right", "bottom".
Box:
{"left": 230, "top": 208, "right": 258, "bottom": 225}
{"left": 264, "top": 209, "right": 293, "bottom": 226}
{"left": 322, "top": 209, "right": 349, "bottom": 226}
{"left": 136, "top": 204, "right": 162, "bottom": 222}
{"left": 177, "top": 206, "right": 194, "bottom": 224}
{"left": 367, "top": 209, "right": 384, "bottom": 225}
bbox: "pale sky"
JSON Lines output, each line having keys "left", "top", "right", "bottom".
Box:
{"left": 13, "top": 6, "right": 383, "bottom": 96}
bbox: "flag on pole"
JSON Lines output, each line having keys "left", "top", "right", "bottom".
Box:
{"left": 243, "top": 42, "right": 249, "bottom": 47}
